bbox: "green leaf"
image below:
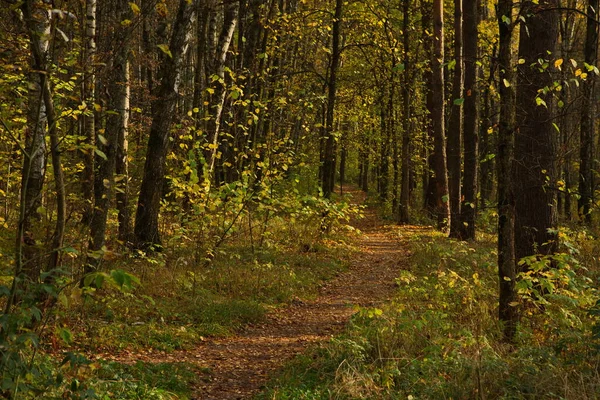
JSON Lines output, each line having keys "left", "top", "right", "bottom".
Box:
{"left": 453, "top": 98, "right": 464, "bottom": 106}
{"left": 535, "top": 97, "right": 547, "bottom": 108}
{"left": 57, "top": 328, "right": 73, "bottom": 345}
{"left": 94, "top": 148, "right": 107, "bottom": 160}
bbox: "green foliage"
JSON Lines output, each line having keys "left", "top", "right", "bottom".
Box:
{"left": 262, "top": 227, "right": 600, "bottom": 399}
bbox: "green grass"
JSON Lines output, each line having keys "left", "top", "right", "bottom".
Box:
{"left": 259, "top": 227, "right": 600, "bottom": 399}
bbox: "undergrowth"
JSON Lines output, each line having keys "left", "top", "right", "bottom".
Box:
{"left": 1, "top": 191, "right": 360, "bottom": 398}
{"left": 259, "top": 227, "right": 600, "bottom": 399}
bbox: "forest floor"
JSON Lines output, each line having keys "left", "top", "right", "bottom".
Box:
{"left": 107, "top": 188, "right": 415, "bottom": 399}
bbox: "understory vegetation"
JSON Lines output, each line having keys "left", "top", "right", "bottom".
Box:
{"left": 0, "top": 185, "right": 360, "bottom": 399}
{"left": 260, "top": 219, "right": 600, "bottom": 399}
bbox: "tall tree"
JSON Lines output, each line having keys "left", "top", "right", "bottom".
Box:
{"left": 431, "top": 0, "right": 450, "bottom": 230}
{"left": 458, "top": 0, "right": 479, "bottom": 240}
{"left": 497, "top": 0, "right": 518, "bottom": 341}
{"left": 134, "top": 0, "right": 196, "bottom": 249}
{"left": 399, "top": 0, "right": 412, "bottom": 224}
{"left": 18, "top": 0, "right": 50, "bottom": 284}
{"left": 321, "top": 0, "right": 343, "bottom": 199}
{"left": 578, "top": 0, "right": 598, "bottom": 223}
{"left": 87, "top": 0, "right": 132, "bottom": 271}
{"left": 81, "top": 0, "right": 96, "bottom": 224}
{"left": 514, "top": 0, "right": 559, "bottom": 261}
{"left": 205, "top": 1, "right": 239, "bottom": 180}
{"left": 448, "top": 0, "right": 463, "bottom": 238}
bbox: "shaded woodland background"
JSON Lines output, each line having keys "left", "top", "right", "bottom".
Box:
{"left": 2, "top": 0, "right": 600, "bottom": 398}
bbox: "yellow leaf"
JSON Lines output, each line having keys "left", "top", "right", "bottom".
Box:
{"left": 129, "top": 2, "right": 140, "bottom": 14}
{"left": 157, "top": 44, "right": 172, "bottom": 58}
{"left": 554, "top": 58, "right": 563, "bottom": 70}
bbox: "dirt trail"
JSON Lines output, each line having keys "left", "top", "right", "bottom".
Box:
{"left": 165, "top": 189, "right": 413, "bottom": 399}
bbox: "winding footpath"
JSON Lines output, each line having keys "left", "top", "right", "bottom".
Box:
{"left": 177, "top": 189, "right": 414, "bottom": 399}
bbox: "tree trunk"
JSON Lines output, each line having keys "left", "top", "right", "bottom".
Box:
{"left": 432, "top": 0, "right": 450, "bottom": 230}
{"left": 81, "top": 0, "right": 96, "bottom": 224}
{"left": 514, "top": 0, "right": 559, "bottom": 261}
{"left": 497, "top": 0, "right": 518, "bottom": 341}
{"left": 399, "top": 0, "right": 412, "bottom": 224}
{"left": 116, "top": 61, "right": 132, "bottom": 244}
{"left": 321, "top": 0, "right": 343, "bottom": 199}
{"left": 19, "top": 0, "right": 50, "bottom": 284}
{"left": 88, "top": 0, "right": 131, "bottom": 271}
{"left": 448, "top": 0, "right": 463, "bottom": 238}
{"left": 134, "top": 0, "right": 196, "bottom": 250}
{"left": 458, "top": 0, "right": 479, "bottom": 240}
{"left": 578, "top": 0, "right": 598, "bottom": 223}
{"left": 206, "top": 1, "right": 239, "bottom": 180}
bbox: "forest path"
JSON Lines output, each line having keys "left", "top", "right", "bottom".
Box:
{"left": 136, "top": 188, "right": 413, "bottom": 399}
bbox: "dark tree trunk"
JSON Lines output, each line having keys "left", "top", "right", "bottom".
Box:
{"left": 479, "top": 43, "right": 497, "bottom": 208}
{"left": 514, "top": 0, "right": 559, "bottom": 261}
{"left": 399, "top": 0, "right": 412, "bottom": 224}
{"left": 134, "top": 0, "right": 196, "bottom": 250}
{"left": 448, "top": 0, "right": 463, "bottom": 238}
{"left": 458, "top": 0, "right": 479, "bottom": 240}
{"left": 378, "top": 96, "right": 390, "bottom": 202}
{"left": 497, "top": 0, "right": 518, "bottom": 341}
{"left": 321, "top": 0, "right": 343, "bottom": 199}
{"left": 432, "top": 0, "right": 450, "bottom": 230}
{"left": 578, "top": 0, "right": 598, "bottom": 223}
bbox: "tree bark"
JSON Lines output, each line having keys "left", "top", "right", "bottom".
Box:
{"left": 134, "top": 0, "right": 196, "bottom": 250}
{"left": 88, "top": 0, "right": 131, "bottom": 271}
{"left": 19, "top": 0, "right": 50, "bottom": 284}
{"left": 432, "top": 0, "right": 450, "bottom": 230}
{"left": 578, "top": 0, "right": 598, "bottom": 223}
{"left": 321, "top": 0, "right": 343, "bottom": 199}
{"left": 497, "top": 0, "right": 518, "bottom": 341}
{"left": 399, "top": 0, "right": 412, "bottom": 224}
{"left": 514, "top": 0, "right": 559, "bottom": 261}
{"left": 448, "top": 0, "right": 463, "bottom": 238}
{"left": 458, "top": 0, "right": 479, "bottom": 240}
{"left": 81, "top": 0, "right": 96, "bottom": 224}
{"left": 116, "top": 61, "right": 132, "bottom": 243}
{"left": 206, "top": 1, "right": 239, "bottom": 181}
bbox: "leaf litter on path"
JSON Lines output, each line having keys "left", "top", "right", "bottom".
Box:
{"left": 106, "top": 188, "right": 415, "bottom": 399}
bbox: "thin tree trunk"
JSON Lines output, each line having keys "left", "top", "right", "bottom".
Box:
{"left": 116, "top": 61, "right": 132, "bottom": 243}
{"left": 88, "top": 0, "right": 131, "bottom": 271}
{"left": 432, "top": 0, "right": 450, "bottom": 230}
{"left": 448, "top": 0, "right": 463, "bottom": 238}
{"left": 207, "top": 1, "right": 239, "bottom": 180}
{"left": 322, "top": 0, "right": 343, "bottom": 199}
{"left": 81, "top": 0, "right": 96, "bottom": 224}
{"left": 19, "top": 0, "right": 50, "bottom": 284}
{"left": 399, "top": 0, "right": 411, "bottom": 224}
{"left": 458, "top": 0, "right": 479, "bottom": 240}
{"left": 578, "top": 0, "right": 598, "bottom": 223}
